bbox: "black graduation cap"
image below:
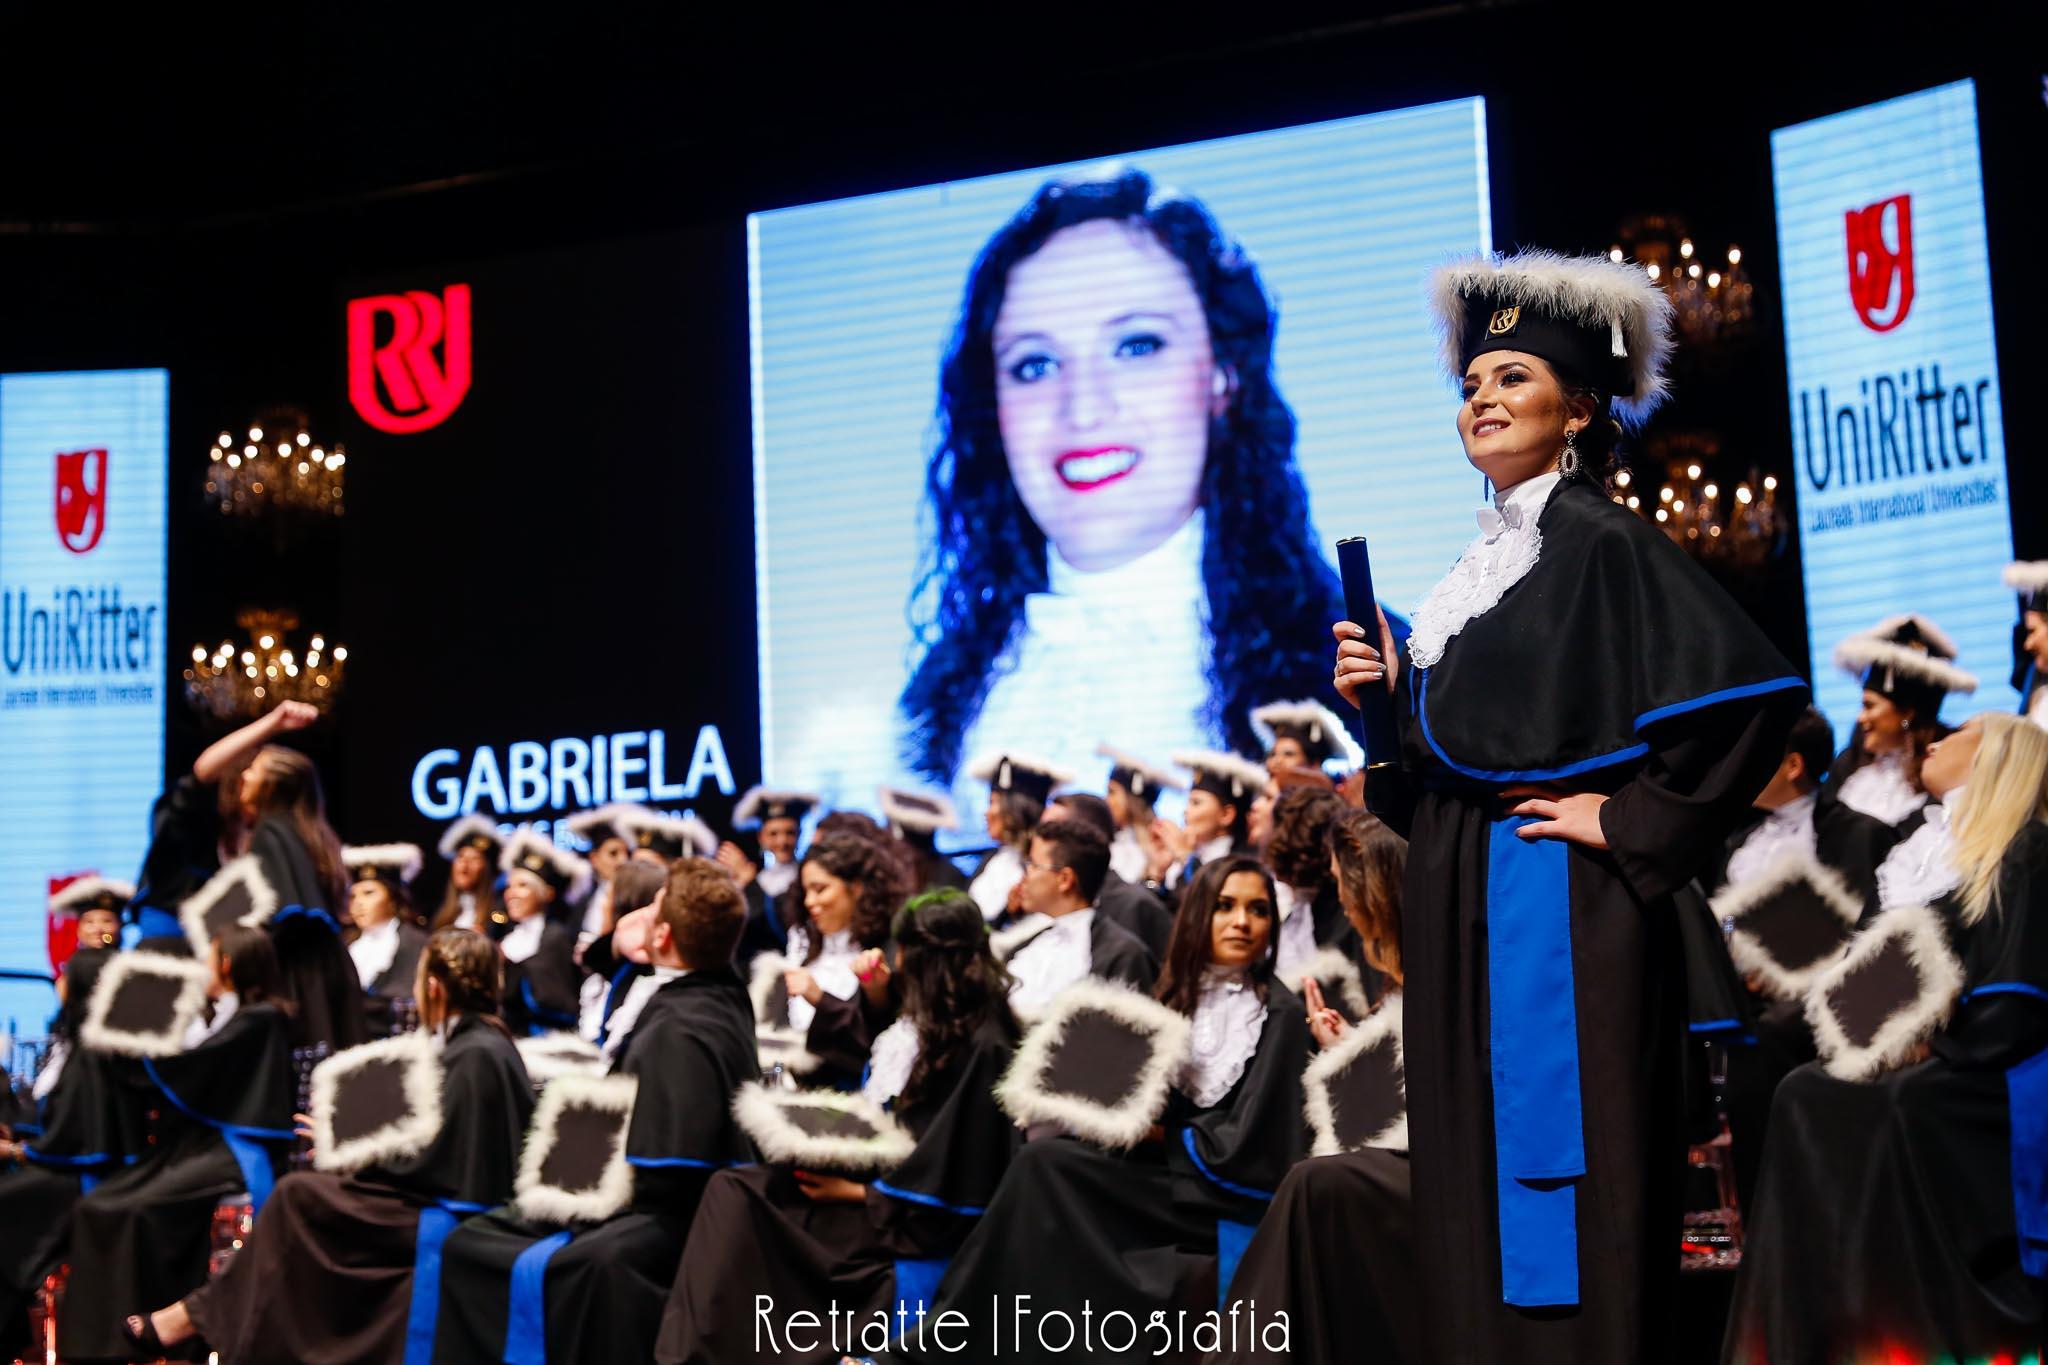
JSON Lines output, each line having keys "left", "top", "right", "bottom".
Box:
{"left": 2006, "top": 561, "right": 2048, "bottom": 617}
{"left": 1094, "top": 744, "right": 1184, "bottom": 805}
{"left": 177, "top": 855, "right": 282, "bottom": 957}
{"left": 1302, "top": 997, "right": 1407, "bottom": 1156}
{"left": 498, "top": 829, "right": 595, "bottom": 903}
{"left": 1715, "top": 849, "right": 1864, "bottom": 1002}
{"left": 342, "top": 843, "right": 424, "bottom": 895}
{"left": 513, "top": 1074, "right": 639, "bottom": 1223}
{"left": 731, "top": 1083, "right": 915, "bottom": 1174}
{"left": 733, "top": 788, "right": 821, "bottom": 830}
{"left": 1248, "top": 701, "right": 1364, "bottom": 771}
{"left": 615, "top": 811, "right": 716, "bottom": 864}
{"left": 876, "top": 786, "right": 961, "bottom": 836}
{"left": 994, "top": 978, "right": 1193, "bottom": 1150}
{"left": 1429, "top": 249, "right": 1675, "bottom": 428}
{"left": 49, "top": 876, "right": 136, "bottom": 920}
{"left": 747, "top": 954, "right": 825, "bottom": 1077}
{"left": 438, "top": 814, "right": 506, "bottom": 863}
{"left": 515, "top": 1033, "right": 607, "bottom": 1085}
{"left": 1806, "top": 903, "right": 1964, "bottom": 1082}
{"left": 965, "top": 751, "right": 1076, "bottom": 807}
{"left": 1299, "top": 946, "right": 1373, "bottom": 1022}
{"left": 309, "top": 1032, "right": 443, "bottom": 1173}
{"left": 1172, "top": 749, "right": 1270, "bottom": 807}
{"left": 79, "top": 952, "right": 213, "bottom": 1057}
{"left": 561, "top": 804, "right": 653, "bottom": 854}
{"left": 1832, "top": 614, "right": 1978, "bottom": 722}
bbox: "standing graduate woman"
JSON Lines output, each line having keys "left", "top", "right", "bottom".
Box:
{"left": 900, "top": 856, "right": 1309, "bottom": 1363}
{"left": 132, "top": 929, "right": 534, "bottom": 1363}
{"left": 1332, "top": 252, "right": 1804, "bottom": 1363}
{"left": 1723, "top": 712, "right": 2048, "bottom": 1362}
{"left": 63, "top": 927, "right": 296, "bottom": 1363}
{"left": 655, "top": 889, "right": 1022, "bottom": 1364}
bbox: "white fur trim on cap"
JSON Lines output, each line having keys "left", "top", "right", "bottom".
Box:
{"left": 178, "top": 855, "right": 282, "bottom": 957}
{"left": 963, "top": 750, "right": 1079, "bottom": 789}
{"left": 733, "top": 788, "right": 821, "bottom": 829}
{"left": 342, "top": 843, "right": 424, "bottom": 886}
{"left": 562, "top": 803, "right": 655, "bottom": 843}
{"left": 1429, "top": 249, "right": 1676, "bottom": 427}
{"left": 1302, "top": 994, "right": 1407, "bottom": 1156}
{"left": 616, "top": 810, "right": 718, "bottom": 860}
{"left": 516, "top": 1033, "right": 608, "bottom": 1083}
{"left": 2003, "top": 561, "right": 2048, "bottom": 595}
{"left": 1805, "top": 902, "right": 1964, "bottom": 1082}
{"left": 1298, "top": 946, "right": 1373, "bottom": 1020}
{"left": 49, "top": 876, "right": 136, "bottom": 915}
{"left": 514, "top": 1073, "right": 640, "bottom": 1224}
{"left": 1171, "top": 749, "right": 1271, "bottom": 803}
{"left": 79, "top": 953, "right": 213, "bottom": 1057}
{"left": 994, "top": 977, "right": 1193, "bottom": 1150}
{"left": 499, "top": 829, "right": 595, "bottom": 905}
{"left": 310, "top": 1032, "right": 443, "bottom": 1173}
{"left": 437, "top": 814, "right": 505, "bottom": 861}
{"left": 1094, "top": 743, "right": 1186, "bottom": 795}
{"left": 1833, "top": 635, "right": 1978, "bottom": 695}
{"left": 1248, "top": 701, "right": 1365, "bottom": 768}
{"left": 1715, "top": 848, "right": 1864, "bottom": 1001}
{"left": 730, "top": 1083, "right": 916, "bottom": 1173}
{"left": 876, "top": 785, "right": 961, "bottom": 834}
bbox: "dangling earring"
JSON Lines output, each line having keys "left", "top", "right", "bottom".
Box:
{"left": 1559, "top": 428, "right": 1582, "bottom": 479}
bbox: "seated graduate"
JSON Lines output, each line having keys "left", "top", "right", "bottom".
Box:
{"left": 1262, "top": 786, "right": 1350, "bottom": 985}
{"left": 903, "top": 856, "right": 1309, "bottom": 1363}
{"left": 1144, "top": 750, "right": 1266, "bottom": 894}
{"left": 63, "top": 926, "right": 296, "bottom": 1363}
{"left": 344, "top": 843, "right": 430, "bottom": 1037}
{"left": 878, "top": 785, "right": 973, "bottom": 896}
{"left": 2007, "top": 559, "right": 2048, "bottom": 725}
{"left": 964, "top": 752, "right": 1072, "bottom": 924}
{"left": 1047, "top": 791, "right": 1174, "bottom": 959}
{"left": 623, "top": 809, "right": 720, "bottom": 870}
{"left": 580, "top": 860, "right": 671, "bottom": 1054}
{"left": 720, "top": 787, "right": 820, "bottom": 970}
{"left": 432, "top": 857, "right": 759, "bottom": 1365}
{"left": 1097, "top": 742, "right": 1184, "bottom": 886}
{"left": 132, "top": 928, "right": 534, "bottom": 1362}
{"left": 774, "top": 832, "right": 913, "bottom": 1089}
{"left": 1213, "top": 809, "right": 1418, "bottom": 1364}
{"left": 997, "top": 816, "right": 1157, "bottom": 1011}
{"left": 1724, "top": 712, "right": 2048, "bottom": 1363}
{"left": 432, "top": 816, "right": 507, "bottom": 935}
{"left": 1826, "top": 614, "right": 1978, "bottom": 827}
{"left": 562, "top": 803, "right": 651, "bottom": 1033}
{"left": 495, "top": 831, "right": 590, "bottom": 1036}
{"left": 654, "top": 889, "right": 1022, "bottom": 1364}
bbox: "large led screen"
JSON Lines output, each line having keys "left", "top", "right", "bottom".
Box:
{"left": 1772, "top": 80, "right": 2014, "bottom": 740}
{"left": 751, "top": 99, "right": 1492, "bottom": 828}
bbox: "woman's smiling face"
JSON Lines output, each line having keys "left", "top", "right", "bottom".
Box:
{"left": 993, "top": 219, "right": 1217, "bottom": 573}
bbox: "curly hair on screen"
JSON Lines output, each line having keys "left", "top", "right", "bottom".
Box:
{"left": 900, "top": 166, "right": 1346, "bottom": 783}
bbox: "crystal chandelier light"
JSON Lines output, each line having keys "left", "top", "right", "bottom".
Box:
{"left": 204, "top": 409, "right": 346, "bottom": 518}
{"left": 184, "top": 610, "right": 348, "bottom": 720}
{"left": 1610, "top": 214, "right": 1753, "bottom": 347}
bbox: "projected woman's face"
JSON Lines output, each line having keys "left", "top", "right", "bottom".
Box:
{"left": 994, "top": 220, "right": 1217, "bottom": 573}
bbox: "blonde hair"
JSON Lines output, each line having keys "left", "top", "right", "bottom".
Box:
{"left": 1950, "top": 713, "right": 2048, "bottom": 925}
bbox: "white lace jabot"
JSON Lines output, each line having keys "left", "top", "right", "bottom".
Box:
{"left": 1837, "top": 749, "right": 1929, "bottom": 826}
{"left": 1178, "top": 968, "right": 1266, "bottom": 1108}
{"left": 784, "top": 926, "right": 859, "bottom": 1031}
{"left": 1406, "top": 471, "right": 1559, "bottom": 670}
{"left": 1875, "top": 785, "right": 1965, "bottom": 910}
{"left": 862, "top": 1017, "right": 921, "bottom": 1106}
{"left": 1724, "top": 792, "right": 1820, "bottom": 891}
{"left": 1007, "top": 909, "right": 1095, "bottom": 1016}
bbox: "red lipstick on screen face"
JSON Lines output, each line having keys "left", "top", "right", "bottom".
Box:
{"left": 1054, "top": 446, "right": 1141, "bottom": 491}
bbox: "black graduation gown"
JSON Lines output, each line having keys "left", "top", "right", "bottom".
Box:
{"left": 654, "top": 1020, "right": 1021, "bottom": 1364}
{"left": 433, "top": 967, "right": 760, "bottom": 1365}
{"left": 358, "top": 920, "right": 429, "bottom": 1037}
{"left": 1722, "top": 821, "right": 2048, "bottom": 1363}
{"left": 1090, "top": 912, "right": 1159, "bottom": 991}
{"left": 1380, "top": 479, "right": 1805, "bottom": 1364}
{"left": 183, "top": 1015, "right": 534, "bottom": 1364}
{"left": 125, "top": 774, "right": 222, "bottom": 951}
{"left": 739, "top": 877, "right": 799, "bottom": 971}
{"left": 1097, "top": 871, "right": 1175, "bottom": 960}
{"left": 58, "top": 1001, "right": 296, "bottom": 1362}
{"left": 500, "top": 920, "right": 582, "bottom": 1036}
{"left": 897, "top": 991, "right": 1310, "bottom": 1364}
{"left": 248, "top": 817, "right": 369, "bottom": 1051}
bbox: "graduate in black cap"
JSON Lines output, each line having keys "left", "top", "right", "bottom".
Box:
{"left": 432, "top": 859, "right": 759, "bottom": 1364}
{"left": 343, "top": 843, "right": 429, "bottom": 1036}
{"left": 1724, "top": 712, "right": 2048, "bottom": 1362}
{"left": 495, "top": 831, "right": 589, "bottom": 1036}
{"left": 51, "top": 878, "right": 129, "bottom": 958}
{"left": 1333, "top": 250, "right": 1804, "bottom": 1362}
{"left": 1250, "top": 699, "right": 1364, "bottom": 777}
{"left": 878, "top": 785, "right": 972, "bottom": 896}
{"left": 1145, "top": 749, "right": 1267, "bottom": 893}
{"left": 1097, "top": 743, "right": 1184, "bottom": 886}
{"left": 2005, "top": 560, "right": 2048, "bottom": 725}
{"left": 563, "top": 803, "right": 655, "bottom": 1033}
{"left": 433, "top": 815, "right": 507, "bottom": 935}
{"left": 963, "top": 752, "right": 1074, "bottom": 923}
{"left": 132, "top": 928, "right": 535, "bottom": 1362}
{"left": 722, "top": 787, "right": 819, "bottom": 969}
{"left": 621, "top": 810, "right": 718, "bottom": 867}
{"left": 1828, "top": 614, "right": 1978, "bottom": 827}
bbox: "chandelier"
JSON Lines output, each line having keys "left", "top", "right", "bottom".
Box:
{"left": 1614, "top": 433, "right": 1786, "bottom": 568}
{"left": 184, "top": 610, "right": 348, "bottom": 720}
{"left": 205, "top": 408, "right": 346, "bottom": 518}
{"left": 1611, "top": 215, "right": 1753, "bottom": 347}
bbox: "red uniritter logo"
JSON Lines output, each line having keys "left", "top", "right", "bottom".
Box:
{"left": 1844, "top": 194, "right": 1915, "bottom": 333}
{"left": 54, "top": 447, "right": 108, "bottom": 554}
{"left": 347, "top": 283, "right": 473, "bottom": 433}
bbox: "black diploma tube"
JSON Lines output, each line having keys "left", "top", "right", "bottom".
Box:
{"left": 1335, "top": 536, "right": 1401, "bottom": 774}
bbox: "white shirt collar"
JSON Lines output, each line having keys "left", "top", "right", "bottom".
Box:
{"left": 758, "top": 861, "right": 799, "bottom": 898}
{"left": 501, "top": 915, "right": 545, "bottom": 964}
{"left": 600, "top": 965, "right": 690, "bottom": 1060}
{"left": 1007, "top": 908, "right": 1097, "bottom": 1016}
{"left": 349, "top": 916, "right": 403, "bottom": 989}
{"left": 1496, "top": 469, "right": 1561, "bottom": 516}
{"left": 1179, "top": 968, "right": 1266, "bottom": 1108}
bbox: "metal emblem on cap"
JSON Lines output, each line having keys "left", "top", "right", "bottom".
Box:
{"left": 1487, "top": 306, "right": 1520, "bottom": 336}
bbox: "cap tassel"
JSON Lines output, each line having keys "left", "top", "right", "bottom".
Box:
{"left": 1610, "top": 316, "right": 1627, "bottom": 359}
